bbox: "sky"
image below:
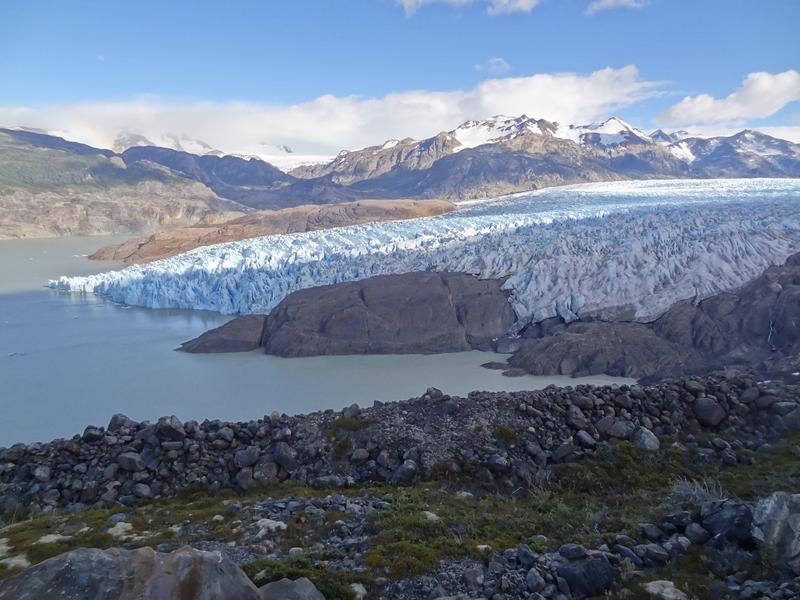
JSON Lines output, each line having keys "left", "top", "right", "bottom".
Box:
{"left": 1, "top": 0, "right": 799, "bottom": 161}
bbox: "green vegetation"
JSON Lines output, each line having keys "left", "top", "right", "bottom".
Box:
{"left": 242, "top": 559, "right": 358, "bottom": 600}
{"left": 494, "top": 424, "right": 518, "bottom": 445}
{"left": 1, "top": 433, "right": 798, "bottom": 591}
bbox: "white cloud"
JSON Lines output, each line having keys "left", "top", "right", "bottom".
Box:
{"left": 475, "top": 57, "right": 511, "bottom": 75}
{"left": 0, "top": 65, "right": 659, "bottom": 159}
{"left": 658, "top": 70, "right": 800, "bottom": 126}
{"left": 586, "top": 0, "right": 647, "bottom": 15}
{"left": 396, "top": 0, "right": 541, "bottom": 16}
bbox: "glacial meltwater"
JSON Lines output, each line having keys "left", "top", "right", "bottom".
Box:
{"left": 0, "top": 236, "right": 629, "bottom": 445}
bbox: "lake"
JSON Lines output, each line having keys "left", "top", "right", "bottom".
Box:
{"left": 0, "top": 236, "right": 631, "bottom": 446}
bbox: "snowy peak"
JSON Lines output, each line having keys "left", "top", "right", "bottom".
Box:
{"left": 568, "top": 117, "right": 653, "bottom": 147}
{"left": 449, "top": 115, "right": 563, "bottom": 152}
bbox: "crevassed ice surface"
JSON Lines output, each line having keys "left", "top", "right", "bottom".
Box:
{"left": 52, "top": 179, "right": 800, "bottom": 327}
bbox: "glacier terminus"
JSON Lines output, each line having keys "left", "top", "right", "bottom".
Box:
{"left": 51, "top": 178, "right": 800, "bottom": 331}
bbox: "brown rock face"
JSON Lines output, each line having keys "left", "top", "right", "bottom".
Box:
{"left": 508, "top": 253, "right": 800, "bottom": 380}
{"left": 179, "top": 272, "right": 517, "bottom": 356}
{"left": 91, "top": 199, "right": 454, "bottom": 264}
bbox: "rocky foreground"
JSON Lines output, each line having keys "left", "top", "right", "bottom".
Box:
{"left": 2, "top": 373, "right": 800, "bottom": 598}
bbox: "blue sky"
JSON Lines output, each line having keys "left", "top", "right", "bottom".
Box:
{"left": 1, "top": 0, "right": 798, "bottom": 156}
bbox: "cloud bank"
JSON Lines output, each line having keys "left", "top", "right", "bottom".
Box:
{"left": 0, "top": 65, "right": 659, "bottom": 158}
{"left": 658, "top": 70, "right": 800, "bottom": 126}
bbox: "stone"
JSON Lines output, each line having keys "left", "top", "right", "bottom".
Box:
{"left": 701, "top": 500, "right": 753, "bottom": 544}
{"left": 117, "top": 452, "right": 146, "bottom": 472}
{"left": 644, "top": 543, "right": 670, "bottom": 563}
{"left": 526, "top": 568, "right": 545, "bottom": 592}
{"left": 342, "top": 403, "right": 361, "bottom": 419}
{"left": 608, "top": 420, "right": 635, "bottom": 439}
{"left": 693, "top": 397, "right": 726, "bottom": 427}
{"left": 350, "top": 448, "right": 370, "bottom": 463}
{"left": 132, "top": 483, "right": 152, "bottom": 499}
{"left": 558, "top": 543, "right": 587, "bottom": 560}
{"left": 575, "top": 430, "right": 596, "bottom": 448}
{"left": 632, "top": 427, "right": 660, "bottom": 451}
{"left": 391, "top": 459, "right": 419, "bottom": 483}
{"left": 234, "top": 446, "right": 260, "bottom": 469}
{"left": 253, "top": 461, "right": 279, "bottom": 483}
{"left": 108, "top": 414, "right": 138, "bottom": 432}
{"left": 685, "top": 380, "right": 706, "bottom": 395}
{"left": 0, "top": 546, "right": 262, "bottom": 600}
{"left": 566, "top": 406, "right": 589, "bottom": 430}
{"left": 556, "top": 555, "right": 618, "bottom": 598}
{"left": 272, "top": 442, "right": 298, "bottom": 472}
{"left": 463, "top": 566, "right": 484, "bottom": 588}
{"left": 33, "top": 465, "right": 51, "bottom": 483}
{"left": 684, "top": 523, "right": 710, "bottom": 544}
{"left": 260, "top": 577, "right": 325, "bottom": 600}
{"left": 517, "top": 543, "right": 536, "bottom": 568}
{"left": 644, "top": 580, "right": 689, "bottom": 600}
{"left": 640, "top": 523, "right": 663, "bottom": 541}
{"left": 752, "top": 492, "right": 800, "bottom": 572}
{"left": 82, "top": 426, "right": 104, "bottom": 443}
{"left": 155, "top": 416, "right": 186, "bottom": 442}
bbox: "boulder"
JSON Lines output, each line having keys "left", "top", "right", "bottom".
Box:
{"left": 260, "top": 577, "right": 325, "bottom": 600}
{"left": 752, "top": 492, "right": 800, "bottom": 573}
{"left": 556, "top": 555, "right": 618, "bottom": 599}
{"left": 632, "top": 427, "right": 660, "bottom": 451}
{"left": 117, "top": 452, "right": 146, "bottom": 472}
{"left": 693, "top": 397, "right": 726, "bottom": 427}
{"left": 701, "top": 500, "right": 753, "bottom": 544}
{"left": 0, "top": 546, "right": 262, "bottom": 600}
{"left": 178, "top": 316, "right": 267, "bottom": 353}
{"left": 155, "top": 416, "right": 186, "bottom": 442}
{"left": 184, "top": 272, "right": 517, "bottom": 357}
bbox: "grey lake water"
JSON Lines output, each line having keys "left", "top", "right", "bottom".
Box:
{"left": 0, "top": 236, "right": 631, "bottom": 446}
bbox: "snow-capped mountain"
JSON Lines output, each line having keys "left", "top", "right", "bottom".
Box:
{"left": 562, "top": 117, "right": 653, "bottom": 147}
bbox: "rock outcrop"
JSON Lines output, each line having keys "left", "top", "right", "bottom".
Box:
{"left": 508, "top": 252, "right": 800, "bottom": 380}
{"left": 90, "top": 199, "right": 454, "bottom": 264}
{"left": 179, "top": 272, "right": 517, "bottom": 356}
{"left": 0, "top": 546, "right": 263, "bottom": 600}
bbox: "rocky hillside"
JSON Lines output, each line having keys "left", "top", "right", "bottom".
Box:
{"left": 507, "top": 251, "right": 800, "bottom": 381}
{"left": 1, "top": 374, "right": 800, "bottom": 598}
{"left": 90, "top": 200, "right": 454, "bottom": 264}
{"left": 0, "top": 129, "right": 244, "bottom": 239}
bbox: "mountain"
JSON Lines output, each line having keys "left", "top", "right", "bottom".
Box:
{"left": 290, "top": 115, "right": 799, "bottom": 200}
{"left": 120, "top": 146, "right": 360, "bottom": 210}
{"left": 3, "top": 117, "right": 799, "bottom": 238}
{"left": 0, "top": 128, "right": 243, "bottom": 239}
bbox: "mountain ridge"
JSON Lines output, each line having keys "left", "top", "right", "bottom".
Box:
{"left": 2, "top": 117, "right": 799, "bottom": 238}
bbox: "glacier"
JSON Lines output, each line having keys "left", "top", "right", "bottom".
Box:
{"left": 51, "top": 179, "right": 800, "bottom": 329}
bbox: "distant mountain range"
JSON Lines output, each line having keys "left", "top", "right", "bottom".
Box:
{"left": 2, "top": 116, "right": 799, "bottom": 238}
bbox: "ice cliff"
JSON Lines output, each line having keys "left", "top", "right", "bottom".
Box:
{"left": 51, "top": 179, "right": 800, "bottom": 329}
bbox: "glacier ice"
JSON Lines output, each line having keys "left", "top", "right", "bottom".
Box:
{"left": 51, "top": 179, "right": 800, "bottom": 329}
